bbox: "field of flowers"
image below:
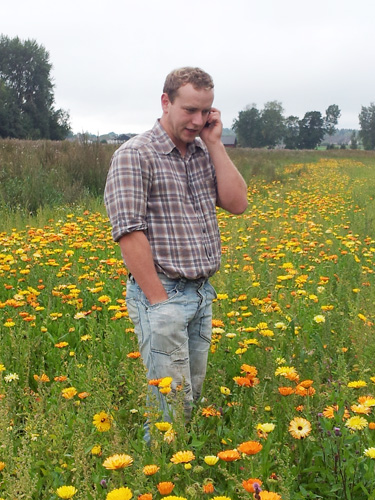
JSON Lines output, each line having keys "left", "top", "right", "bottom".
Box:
{"left": 1, "top": 155, "right": 375, "bottom": 500}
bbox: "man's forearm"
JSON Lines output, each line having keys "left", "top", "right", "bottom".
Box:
{"left": 119, "top": 231, "right": 168, "bottom": 305}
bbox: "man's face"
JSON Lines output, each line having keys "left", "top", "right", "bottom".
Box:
{"left": 161, "top": 83, "right": 214, "bottom": 151}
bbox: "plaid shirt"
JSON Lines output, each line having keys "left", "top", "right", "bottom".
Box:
{"left": 104, "top": 120, "right": 221, "bottom": 280}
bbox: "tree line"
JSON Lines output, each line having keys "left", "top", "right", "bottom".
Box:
{"left": 232, "top": 101, "right": 375, "bottom": 150}
{"left": 0, "top": 35, "right": 71, "bottom": 140}
{"left": 1, "top": 36, "right": 375, "bottom": 149}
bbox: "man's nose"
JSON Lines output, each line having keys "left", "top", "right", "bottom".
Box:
{"left": 191, "top": 112, "right": 205, "bottom": 127}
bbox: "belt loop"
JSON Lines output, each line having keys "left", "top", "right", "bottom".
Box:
{"left": 177, "top": 277, "right": 186, "bottom": 292}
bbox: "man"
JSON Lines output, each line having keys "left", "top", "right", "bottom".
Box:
{"left": 104, "top": 67, "right": 247, "bottom": 428}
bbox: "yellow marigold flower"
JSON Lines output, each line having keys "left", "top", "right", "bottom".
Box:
{"left": 345, "top": 416, "right": 368, "bottom": 431}
{"left": 288, "top": 417, "right": 312, "bottom": 439}
{"left": 220, "top": 386, "right": 231, "bottom": 395}
{"left": 313, "top": 315, "right": 325, "bottom": 324}
{"left": 98, "top": 295, "right": 111, "bottom": 304}
{"left": 0, "top": 462, "right": 5, "bottom": 471}
{"left": 322, "top": 405, "right": 350, "bottom": 419}
{"left": 359, "top": 396, "right": 375, "bottom": 407}
{"left": 91, "top": 445, "right": 102, "bottom": 456}
{"left": 159, "top": 386, "right": 171, "bottom": 394}
{"left": 106, "top": 487, "right": 133, "bottom": 500}
{"left": 157, "top": 482, "right": 174, "bottom": 495}
{"left": 0, "top": 364, "right": 6, "bottom": 371}
{"left": 143, "top": 464, "right": 160, "bottom": 475}
{"left": 217, "top": 449, "right": 241, "bottom": 462}
{"left": 61, "top": 387, "right": 77, "bottom": 399}
{"left": 164, "top": 427, "right": 177, "bottom": 443}
{"left": 256, "top": 423, "right": 275, "bottom": 433}
{"left": 364, "top": 447, "right": 375, "bottom": 458}
{"left": 93, "top": 411, "right": 113, "bottom": 432}
{"left": 370, "top": 376, "right": 375, "bottom": 384}
{"left": 102, "top": 453, "right": 133, "bottom": 470}
{"left": 56, "top": 485, "right": 78, "bottom": 499}
{"left": 358, "top": 313, "right": 367, "bottom": 322}
{"left": 212, "top": 497, "right": 232, "bottom": 500}
{"left": 348, "top": 380, "right": 367, "bottom": 388}
{"left": 158, "top": 376, "right": 173, "bottom": 388}
{"left": 170, "top": 450, "right": 195, "bottom": 464}
{"left": 275, "top": 366, "right": 298, "bottom": 378}
{"left": 204, "top": 455, "right": 219, "bottom": 465}
{"left": 155, "top": 421, "right": 172, "bottom": 432}
{"left": 162, "top": 497, "right": 187, "bottom": 500}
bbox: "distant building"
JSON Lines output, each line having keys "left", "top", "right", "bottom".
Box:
{"left": 221, "top": 135, "right": 237, "bottom": 147}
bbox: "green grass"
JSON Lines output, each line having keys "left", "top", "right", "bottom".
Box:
{"left": 1, "top": 149, "right": 375, "bottom": 499}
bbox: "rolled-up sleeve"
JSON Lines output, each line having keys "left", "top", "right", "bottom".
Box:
{"left": 104, "top": 146, "right": 149, "bottom": 242}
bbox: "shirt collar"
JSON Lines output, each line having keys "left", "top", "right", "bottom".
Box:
{"left": 151, "top": 120, "right": 206, "bottom": 156}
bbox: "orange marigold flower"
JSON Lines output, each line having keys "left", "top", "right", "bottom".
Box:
{"left": 54, "top": 375, "right": 68, "bottom": 382}
{"left": 299, "top": 379, "right": 314, "bottom": 388}
{"left": 295, "top": 385, "right": 316, "bottom": 397}
{"left": 138, "top": 495, "right": 152, "bottom": 500}
{"left": 148, "top": 378, "right": 162, "bottom": 386}
{"left": 55, "top": 341, "right": 69, "bottom": 348}
{"left": 237, "top": 440, "right": 263, "bottom": 455}
{"left": 103, "top": 454, "right": 133, "bottom": 470}
{"left": 217, "top": 449, "right": 241, "bottom": 462}
{"left": 278, "top": 386, "right": 294, "bottom": 396}
{"left": 242, "top": 478, "right": 263, "bottom": 493}
{"left": 34, "top": 374, "right": 50, "bottom": 383}
{"left": 240, "top": 364, "right": 258, "bottom": 377}
{"left": 322, "top": 405, "right": 350, "bottom": 419}
{"left": 203, "top": 482, "right": 214, "bottom": 494}
{"left": 369, "top": 422, "right": 375, "bottom": 430}
{"left": 233, "top": 376, "right": 259, "bottom": 387}
{"left": 157, "top": 482, "right": 174, "bottom": 495}
{"left": 259, "top": 491, "right": 282, "bottom": 500}
{"left": 127, "top": 351, "right": 141, "bottom": 359}
{"left": 78, "top": 392, "right": 90, "bottom": 399}
{"left": 212, "top": 319, "right": 224, "bottom": 327}
{"left": 202, "top": 406, "right": 221, "bottom": 417}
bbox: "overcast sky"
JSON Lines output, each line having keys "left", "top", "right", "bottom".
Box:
{"left": 3, "top": 0, "right": 375, "bottom": 134}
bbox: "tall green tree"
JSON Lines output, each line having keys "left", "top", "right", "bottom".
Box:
{"left": 232, "top": 105, "right": 263, "bottom": 147}
{"left": 260, "top": 101, "right": 285, "bottom": 148}
{"left": 0, "top": 35, "right": 71, "bottom": 139}
{"left": 298, "top": 111, "right": 325, "bottom": 149}
{"left": 359, "top": 103, "right": 375, "bottom": 150}
{"left": 284, "top": 115, "right": 300, "bottom": 149}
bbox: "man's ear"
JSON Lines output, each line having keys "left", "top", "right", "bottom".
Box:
{"left": 161, "top": 93, "right": 171, "bottom": 114}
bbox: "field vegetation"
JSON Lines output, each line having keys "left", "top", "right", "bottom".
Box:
{"left": 1, "top": 140, "right": 375, "bottom": 499}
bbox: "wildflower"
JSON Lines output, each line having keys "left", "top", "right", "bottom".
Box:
{"left": 78, "top": 391, "right": 90, "bottom": 399}
{"left": 347, "top": 380, "right": 367, "bottom": 388}
{"left": 138, "top": 495, "right": 152, "bottom": 500}
{"left": 288, "top": 417, "right": 312, "bottom": 439}
{"left": 212, "top": 497, "right": 232, "bottom": 500}
{"left": 4, "top": 373, "right": 19, "bottom": 383}
{"left": 345, "top": 416, "right": 368, "bottom": 431}
{"left": 274, "top": 366, "right": 298, "bottom": 380}
{"left": 56, "top": 486, "right": 78, "bottom": 499}
{"left": 204, "top": 455, "right": 219, "bottom": 465}
{"left": 278, "top": 386, "right": 294, "bottom": 396}
{"left": 164, "top": 427, "right": 177, "bottom": 443}
{"left": 369, "top": 422, "right": 375, "bottom": 430}
{"left": 106, "top": 487, "right": 133, "bottom": 500}
{"left": 102, "top": 454, "right": 133, "bottom": 469}
{"left": 61, "top": 387, "right": 78, "bottom": 399}
{"left": 242, "top": 478, "right": 263, "bottom": 493}
{"left": 202, "top": 406, "right": 221, "bottom": 417}
{"left": 0, "top": 462, "right": 5, "bottom": 471}
{"left": 0, "top": 364, "right": 5, "bottom": 371}
{"left": 170, "top": 450, "right": 195, "bottom": 464}
{"left": 258, "top": 492, "right": 282, "bottom": 500}
{"left": 237, "top": 440, "right": 263, "bottom": 455}
{"left": 220, "top": 386, "right": 231, "bottom": 395}
{"left": 155, "top": 421, "right": 172, "bottom": 432}
{"left": 127, "top": 351, "right": 141, "bottom": 359}
{"left": 91, "top": 445, "right": 102, "bottom": 456}
{"left": 322, "top": 405, "right": 349, "bottom": 419}
{"left": 33, "top": 373, "right": 50, "bottom": 382}
{"left": 157, "top": 482, "right": 174, "bottom": 495}
{"left": 93, "top": 411, "right": 113, "bottom": 432}
{"left": 351, "top": 404, "right": 371, "bottom": 415}
{"left": 217, "top": 449, "right": 241, "bottom": 462}
{"left": 313, "top": 315, "right": 325, "bottom": 323}
{"left": 162, "top": 497, "right": 187, "bottom": 500}
{"left": 143, "top": 464, "right": 160, "bottom": 475}
{"left": 364, "top": 447, "right": 375, "bottom": 459}
{"left": 55, "top": 341, "right": 69, "bottom": 348}
{"left": 256, "top": 423, "right": 275, "bottom": 433}
{"left": 240, "top": 364, "right": 258, "bottom": 377}
{"left": 358, "top": 396, "right": 375, "bottom": 407}
{"left": 54, "top": 375, "right": 68, "bottom": 382}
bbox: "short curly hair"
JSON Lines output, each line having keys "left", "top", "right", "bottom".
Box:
{"left": 163, "top": 67, "right": 214, "bottom": 102}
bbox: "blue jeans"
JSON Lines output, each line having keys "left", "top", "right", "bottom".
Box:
{"left": 126, "top": 273, "right": 216, "bottom": 424}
